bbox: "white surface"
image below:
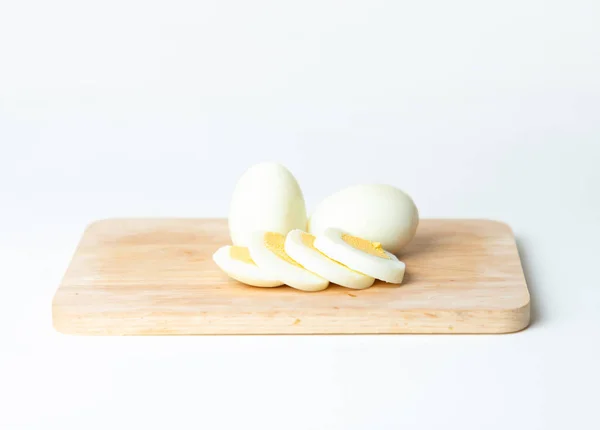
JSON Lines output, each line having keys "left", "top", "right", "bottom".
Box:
{"left": 1, "top": 0, "right": 599, "bottom": 428}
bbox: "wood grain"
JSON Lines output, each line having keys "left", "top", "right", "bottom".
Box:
{"left": 52, "top": 219, "right": 530, "bottom": 335}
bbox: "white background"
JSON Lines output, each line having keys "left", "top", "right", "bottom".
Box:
{"left": 1, "top": 0, "right": 599, "bottom": 429}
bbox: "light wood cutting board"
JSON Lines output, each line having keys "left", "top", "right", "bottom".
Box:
{"left": 52, "top": 219, "right": 530, "bottom": 335}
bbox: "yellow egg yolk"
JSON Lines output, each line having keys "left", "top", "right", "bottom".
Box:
{"left": 264, "top": 232, "right": 303, "bottom": 267}
{"left": 229, "top": 246, "right": 255, "bottom": 265}
{"left": 300, "top": 232, "right": 318, "bottom": 250}
{"left": 341, "top": 233, "right": 390, "bottom": 259}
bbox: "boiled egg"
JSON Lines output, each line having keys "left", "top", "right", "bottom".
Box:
{"left": 229, "top": 162, "right": 307, "bottom": 247}
{"left": 248, "top": 231, "right": 329, "bottom": 292}
{"left": 308, "top": 184, "right": 419, "bottom": 255}
{"left": 314, "top": 228, "right": 406, "bottom": 284}
{"left": 284, "top": 230, "right": 375, "bottom": 289}
{"left": 213, "top": 246, "right": 283, "bottom": 287}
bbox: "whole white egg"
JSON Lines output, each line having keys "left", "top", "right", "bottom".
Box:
{"left": 308, "top": 184, "right": 419, "bottom": 255}
{"left": 229, "top": 162, "right": 307, "bottom": 246}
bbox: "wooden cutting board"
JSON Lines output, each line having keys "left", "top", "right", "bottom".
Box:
{"left": 52, "top": 219, "right": 530, "bottom": 335}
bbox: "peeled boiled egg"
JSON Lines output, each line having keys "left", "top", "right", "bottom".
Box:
{"left": 229, "top": 162, "right": 307, "bottom": 247}
{"left": 308, "top": 184, "right": 419, "bottom": 255}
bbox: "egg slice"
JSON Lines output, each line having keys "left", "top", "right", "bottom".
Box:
{"left": 284, "top": 230, "right": 375, "bottom": 290}
{"left": 213, "top": 245, "right": 283, "bottom": 287}
{"left": 314, "top": 228, "right": 406, "bottom": 284}
{"left": 249, "top": 231, "right": 329, "bottom": 292}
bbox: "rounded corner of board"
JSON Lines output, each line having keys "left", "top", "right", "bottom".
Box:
{"left": 52, "top": 304, "right": 80, "bottom": 336}
{"left": 479, "top": 219, "right": 515, "bottom": 236}
{"left": 83, "top": 218, "right": 119, "bottom": 234}
{"left": 51, "top": 317, "right": 75, "bottom": 336}
{"left": 495, "top": 300, "right": 531, "bottom": 334}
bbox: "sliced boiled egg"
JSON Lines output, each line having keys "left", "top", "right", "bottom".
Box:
{"left": 314, "top": 228, "right": 406, "bottom": 284}
{"left": 284, "top": 230, "right": 375, "bottom": 290}
{"left": 248, "top": 231, "right": 329, "bottom": 292}
{"left": 213, "top": 245, "right": 283, "bottom": 287}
